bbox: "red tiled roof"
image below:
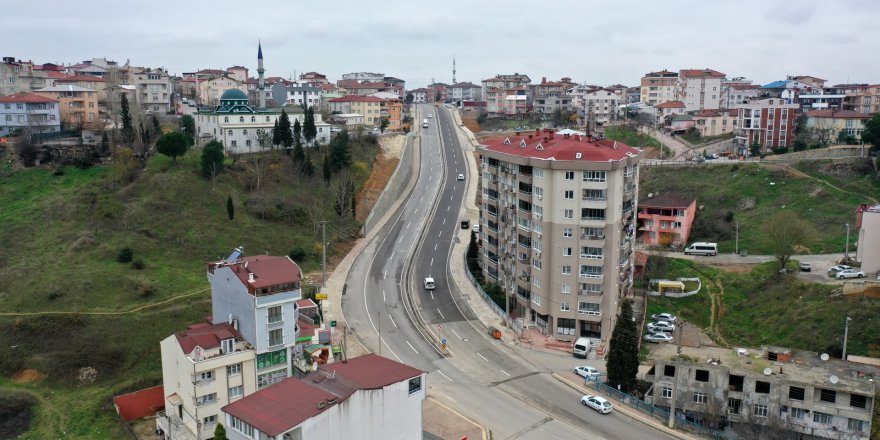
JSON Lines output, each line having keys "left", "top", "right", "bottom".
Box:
{"left": 197, "top": 69, "right": 226, "bottom": 75}
{"left": 227, "top": 255, "right": 303, "bottom": 289}
{"left": 656, "top": 100, "right": 685, "bottom": 109}
{"left": 33, "top": 63, "right": 65, "bottom": 71}
{"left": 174, "top": 322, "right": 242, "bottom": 354}
{"left": 320, "top": 83, "right": 336, "bottom": 91}
{"left": 679, "top": 68, "right": 725, "bottom": 78}
{"left": 480, "top": 131, "right": 641, "bottom": 162}
{"left": 326, "top": 354, "right": 422, "bottom": 389}
{"left": 227, "top": 65, "right": 247, "bottom": 70}
{"left": 54, "top": 74, "right": 105, "bottom": 83}
{"left": 296, "top": 298, "right": 319, "bottom": 309}
{"left": 329, "top": 95, "right": 384, "bottom": 103}
{"left": 640, "top": 192, "right": 696, "bottom": 208}
{"left": 0, "top": 92, "right": 59, "bottom": 103}
{"left": 806, "top": 110, "right": 871, "bottom": 119}
{"left": 728, "top": 84, "right": 759, "bottom": 90}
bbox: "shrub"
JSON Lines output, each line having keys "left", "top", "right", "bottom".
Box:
{"left": 116, "top": 247, "right": 133, "bottom": 263}
{"left": 131, "top": 259, "right": 145, "bottom": 270}
{"left": 46, "top": 291, "right": 63, "bottom": 301}
{"left": 137, "top": 283, "right": 154, "bottom": 298}
{"left": 288, "top": 246, "right": 308, "bottom": 262}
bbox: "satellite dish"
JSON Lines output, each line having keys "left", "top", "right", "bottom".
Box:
{"left": 763, "top": 368, "right": 772, "bottom": 376}
{"left": 830, "top": 375, "right": 839, "bottom": 384}
{"left": 311, "top": 361, "right": 318, "bottom": 372}
{"left": 821, "top": 353, "right": 830, "bottom": 361}
{"left": 647, "top": 192, "right": 654, "bottom": 198}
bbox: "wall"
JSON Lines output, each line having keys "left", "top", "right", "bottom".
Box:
{"left": 362, "top": 133, "right": 416, "bottom": 234}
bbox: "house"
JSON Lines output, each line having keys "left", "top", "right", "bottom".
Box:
{"left": 477, "top": 129, "right": 641, "bottom": 342}
{"left": 0, "top": 57, "right": 38, "bottom": 95}
{"left": 0, "top": 92, "right": 61, "bottom": 136}
{"left": 331, "top": 113, "right": 365, "bottom": 128}
{"left": 198, "top": 76, "right": 247, "bottom": 107}
{"left": 327, "top": 95, "right": 386, "bottom": 126}
{"left": 449, "top": 82, "right": 482, "bottom": 102}
{"left": 787, "top": 75, "right": 827, "bottom": 89}
{"left": 655, "top": 100, "right": 686, "bottom": 124}
{"left": 336, "top": 80, "right": 387, "bottom": 97}
{"left": 226, "top": 66, "right": 249, "bottom": 83}
{"left": 677, "top": 69, "right": 725, "bottom": 111}
{"left": 341, "top": 72, "right": 385, "bottom": 82}
{"left": 33, "top": 85, "right": 99, "bottom": 129}
{"left": 804, "top": 110, "right": 872, "bottom": 143}
{"left": 640, "top": 70, "right": 679, "bottom": 106}
{"left": 856, "top": 204, "right": 880, "bottom": 275}
{"left": 840, "top": 85, "right": 880, "bottom": 114}
{"left": 299, "top": 71, "right": 329, "bottom": 85}
{"left": 643, "top": 344, "right": 877, "bottom": 440}
{"left": 721, "top": 82, "right": 759, "bottom": 108}
{"left": 482, "top": 74, "right": 531, "bottom": 118}
{"left": 156, "top": 322, "right": 257, "bottom": 440}
{"left": 50, "top": 74, "right": 107, "bottom": 102}
{"left": 637, "top": 192, "right": 697, "bottom": 247}
{"left": 692, "top": 108, "right": 738, "bottom": 137}
{"left": 669, "top": 115, "right": 695, "bottom": 133}
{"left": 129, "top": 67, "right": 173, "bottom": 114}
{"left": 735, "top": 98, "right": 799, "bottom": 153}
{"left": 220, "top": 354, "right": 426, "bottom": 440}
{"left": 532, "top": 92, "right": 574, "bottom": 118}
{"left": 270, "top": 84, "right": 322, "bottom": 109}
{"left": 426, "top": 82, "right": 449, "bottom": 103}
{"left": 759, "top": 79, "right": 820, "bottom": 100}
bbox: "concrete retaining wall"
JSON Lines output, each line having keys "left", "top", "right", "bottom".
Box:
{"left": 362, "top": 133, "right": 416, "bottom": 235}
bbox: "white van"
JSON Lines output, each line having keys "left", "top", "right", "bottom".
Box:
{"left": 684, "top": 242, "right": 718, "bottom": 256}
{"left": 424, "top": 277, "right": 435, "bottom": 290}
{"left": 422, "top": 118, "right": 429, "bottom": 128}
{"left": 573, "top": 337, "right": 591, "bottom": 358}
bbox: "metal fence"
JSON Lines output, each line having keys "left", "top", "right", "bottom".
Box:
{"left": 463, "top": 261, "right": 524, "bottom": 336}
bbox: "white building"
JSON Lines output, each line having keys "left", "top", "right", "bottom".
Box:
{"left": 678, "top": 68, "right": 725, "bottom": 111}
{"left": 221, "top": 354, "right": 426, "bottom": 440}
{"left": 856, "top": 204, "right": 880, "bottom": 276}
{"left": 0, "top": 92, "right": 61, "bottom": 136}
{"left": 582, "top": 88, "right": 622, "bottom": 127}
{"left": 341, "top": 72, "right": 385, "bottom": 82}
{"left": 270, "top": 84, "right": 322, "bottom": 109}
{"left": 129, "top": 67, "right": 173, "bottom": 114}
{"left": 408, "top": 88, "right": 428, "bottom": 103}
{"left": 449, "top": 82, "right": 482, "bottom": 101}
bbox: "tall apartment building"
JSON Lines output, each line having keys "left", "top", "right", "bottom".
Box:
{"left": 129, "top": 67, "right": 172, "bottom": 114}
{"left": 640, "top": 70, "right": 678, "bottom": 106}
{"left": 482, "top": 73, "right": 531, "bottom": 118}
{"left": 735, "top": 98, "right": 799, "bottom": 154}
{"left": 449, "top": 82, "right": 482, "bottom": 101}
{"left": 678, "top": 69, "right": 725, "bottom": 111}
{"left": 582, "top": 88, "right": 622, "bottom": 128}
{"left": 477, "top": 130, "right": 641, "bottom": 343}
{"left": 33, "top": 85, "right": 99, "bottom": 129}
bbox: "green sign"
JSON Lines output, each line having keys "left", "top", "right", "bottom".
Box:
{"left": 331, "top": 320, "right": 337, "bottom": 328}
{"left": 256, "top": 348, "right": 287, "bottom": 369}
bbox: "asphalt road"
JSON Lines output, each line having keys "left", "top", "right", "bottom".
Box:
{"left": 343, "top": 105, "right": 678, "bottom": 440}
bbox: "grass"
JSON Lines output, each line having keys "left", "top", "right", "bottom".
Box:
{"left": 605, "top": 125, "right": 672, "bottom": 157}
{"left": 477, "top": 118, "right": 535, "bottom": 132}
{"left": 639, "top": 161, "right": 879, "bottom": 254}
{"left": 680, "top": 130, "right": 734, "bottom": 146}
{"left": 0, "top": 138, "right": 380, "bottom": 438}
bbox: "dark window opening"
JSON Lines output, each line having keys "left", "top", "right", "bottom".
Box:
{"left": 789, "top": 386, "right": 805, "bottom": 401}
{"left": 728, "top": 375, "right": 744, "bottom": 392}
{"left": 850, "top": 394, "right": 867, "bottom": 409}
{"left": 755, "top": 381, "right": 770, "bottom": 394}
{"left": 663, "top": 365, "right": 675, "bottom": 377}
{"left": 695, "top": 369, "right": 709, "bottom": 382}
{"left": 820, "top": 388, "right": 836, "bottom": 403}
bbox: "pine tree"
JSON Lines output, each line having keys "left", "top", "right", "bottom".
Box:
{"left": 100, "top": 132, "right": 109, "bottom": 153}
{"left": 272, "top": 119, "right": 281, "bottom": 146}
{"left": 293, "top": 119, "right": 304, "bottom": 163}
{"left": 328, "top": 131, "right": 352, "bottom": 172}
{"left": 606, "top": 299, "right": 639, "bottom": 392}
{"left": 226, "top": 195, "right": 235, "bottom": 220}
{"left": 278, "top": 110, "right": 293, "bottom": 153}
{"left": 214, "top": 423, "right": 228, "bottom": 440}
{"left": 120, "top": 93, "right": 133, "bottom": 142}
{"left": 304, "top": 107, "right": 317, "bottom": 144}
{"left": 303, "top": 154, "right": 315, "bottom": 177}
{"left": 152, "top": 115, "right": 160, "bottom": 136}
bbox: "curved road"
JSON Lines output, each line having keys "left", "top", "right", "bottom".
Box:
{"left": 343, "top": 105, "right": 677, "bottom": 440}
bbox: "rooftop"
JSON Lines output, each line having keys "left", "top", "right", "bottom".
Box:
{"left": 806, "top": 109, "right": 872, "bottom": 119}
{"left": 480, "top": 129, "right": 641, "bottom": 162}
{"left": 229, "top": 255, "right": 302, "bottom": 289}
{"left": 329, "top": 95, "right": 384, "bottom": 103}
{"left": 656, "top": 100, "right": 685, "bottom": 109}
{"left": 174, "top": 322, "right": 243, "bottom": 354}
{"left": 679, "top": 68, "right": 725, "bottom": 78}
{"left": 639, "top": 192, "right": 696, "bottom": 208}
{"left": 35, "top": 85, "right": 96, "bottom": 93}
{"left": 0, "top": 92, "right": 59, "bottom": 103}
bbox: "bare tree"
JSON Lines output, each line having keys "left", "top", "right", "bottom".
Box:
{"left": 248, "top": 153, "right": 270, "bottom": 191}
{"left": 332, "top": 169, "right": 356, "bottom": 218}
{"left": 762, "top": 211, "right": 812, "bottom": 270}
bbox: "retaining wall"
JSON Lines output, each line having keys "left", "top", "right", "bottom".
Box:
{"left": 362, "top": 133, "right": 416, "bottom": 235}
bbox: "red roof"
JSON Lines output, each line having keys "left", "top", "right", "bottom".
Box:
{"left": 113, "top": 385, "right": 165, "bottom": 421}
{"left": 323, "top": 354, "right": 422, "bottom": 389}
{"left": 806, "top": 110, "right": 871, "bottom": 119}
{"left": 0, "top": 92, "right": 59, "bottom": 103}
{"left": 656, "top": 100, "right": 685, "bottom": 109}
{"left": 480, "top": 130, "right": 640, "bottom": 162}
{"left": 329, "top": 95, "right": 384, "bottom": 103}
{"left": 54, "top": 74, "right": 105, "bottom": 83}
{"left": 197, "top": 69, "right": 226, "bottom": 75}
{"left": 174, "top": 322, "right": 242, "bottom": 354}
{"left": 296, "top": 298, "right": 319, "bottom": 309}
{"left": 679, "top": 68, "right": 725, "bottom": 78}
{"left": 227, "top": 255, "right": 303, "bottom": 289}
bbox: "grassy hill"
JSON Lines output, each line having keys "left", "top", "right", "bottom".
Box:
{"left": 639, "top": 160, "right": 880, "bottom": 254}
{"left": 0, "top": 138, "right": 379, "bottom": 438}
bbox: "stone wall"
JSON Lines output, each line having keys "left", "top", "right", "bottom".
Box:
{"left": 361, "top": 133, "right": 416, "bottom": 235}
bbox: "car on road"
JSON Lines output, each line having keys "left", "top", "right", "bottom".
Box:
{"left": 836, "top": 269, "right": 866, "bottom": 279}
{"left": 457, "top": 173, "right": 464, "bottom": 181}
{"left": 574, "top": 366, "right": 600, "bottom": 379}
{"left": 647, "top": 321, "right": 675, "bottom": 333}
{"left": 799, "top": 262, "right": 812, "bottom": 272}
{"left": 580, "top": 395, "right": 613, "bottom": 414}
{"left": 424, "top": 277, "right": 435, "bottom": 290}
{"left": 427, "top": 113, "right": 433, "bottom": 118}
{"left": 644, "top": 332, "right": 674, "bottom": 343}
{"left": 828, "top": 265, "right": 851, "bottom": 274}
{"left": 472, "top": 224, "right": 480, "bottom": 233}
{"left": 651, "top": 313, "right": 677, "bottom": 323}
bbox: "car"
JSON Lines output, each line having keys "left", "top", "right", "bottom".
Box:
{"left": 574, "top": 366, "right": 601, "bottom": 379}
{"left": 836, "top": 269, "right": 866, "bottom": 279}
{"left": 424, "top": 277, "right": 435, "bottom": 290}
{"left": 457, "top": 173, "right": 465, "bottom": 181}
{"left": 651, "top": 313, "right": 677, "bottom": 323}
{"left": 647, "top": 321, "right": 675, "bottom": 333}
{"left": 828, "top": 265, "right": 851, "bottom": 274}
{"left": 644, "top": 332, "right": 674, "bottom": 343}
{"left": 580, "top": 395, "right": 613, "bottom": 414}
{"left": 330, "top": 127, "right": 342, "bottom": 133}
{"left": 799, "top": 262, "right": 812, "bottom": 272}
{"left": 472, "top": 224, "right": 480, "bottom": 233}
{"left": 427, "top": 114, "right": 433, "bottom": 118}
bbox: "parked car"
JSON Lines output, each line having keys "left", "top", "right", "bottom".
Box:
{"left": 828, "top": 265, "right": 851, "bottom": 274}
{"left": 651, "top": 313, "right": 677, "bottom": 323}
{"left": 799, "top": 262, "right": 812, "bottom": 272}
{"left": 836, "top": 269, "right": 866, "bottom": 279}
{"left": 574, "top": 366, "right": 600, "bottom": 379}
{"left": 644, "top": 332, "right": 674, "bottom": 343}
{"left": 581, "top": 395, "right": 613, "bottom": 414}
{"left": 647, "top": 321, "right": 675, "bottom": 333}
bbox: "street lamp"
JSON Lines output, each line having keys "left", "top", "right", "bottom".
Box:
{"left": 842, "top": 316, "right": 853, "bottom": 360}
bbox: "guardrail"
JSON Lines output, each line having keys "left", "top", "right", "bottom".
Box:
{"left": 463, "top": 260, "right": 524, "bottom": 337}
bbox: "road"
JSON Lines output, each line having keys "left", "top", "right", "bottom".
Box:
{"left": 342, "top": 105, "right": 679, "bottom": 439}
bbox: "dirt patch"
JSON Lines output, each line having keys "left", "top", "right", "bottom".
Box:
{"left": 130, "top": 417, "right": 159, "bottom": 440}
{"left": 423, "top": 397, "right": 483, "bottom": 440}
{"left": 461, "top": 111, "right": 481, "bottom": 133}
{"left": 355, "top": 136, "right": 404, "bottom": 222}
{"left": 12, "top": 369, "right": 46, "bottom": 384}
{"left": 642, "top": 146, "right": 665, "bottom": 159}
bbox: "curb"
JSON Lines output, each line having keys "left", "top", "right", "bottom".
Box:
{"left": 426, "top": 396, "right": 491, "bottom": 440}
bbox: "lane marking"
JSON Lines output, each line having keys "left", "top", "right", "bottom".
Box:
{"left": 430, "top": 257, "right": 434, "bottom": 266}
{"left": 438, "top": 231, "right": 442, "bottom": 237}
{"left": 383, "top": 270, "right": 387, "bottom": 279}
{"left": 389, "top": 314, "right": 398, "bottom": 328}
{"left": 500, "top": 369, "right": 511, "bottom": 377}
{"left": 406, "top": 340, "right": 419, "bottom": 354}
{"left": 383, "top": 289, "right": 386, "bottom": 301}
{"left": 434, "top": 243, "right": 438, "bottom": 251}
{"left": 406, "top": 222, "right": 411, "bottom": 229}
{"left": 430, "top": 291, "right": 435, "bottom": 300}
{"left": 442, "top": 218, "right": 446, "bottom": 225}
{"left": 390, "top": 251, "right": 394, "bottom": 260}
{"left": 446, "top": 205, "right": 449, "bottom": 211}
{"left": 451, "top": 329, "right": 463, "bottom": 340}
{"left": 420, "top": 195, "right": 424, "bottom": 202}
{"left": 477, "top": 352, "right": 489, "bottom": 362}
{"left": 437, "top": 370, "right": 455, "bottom": 384}
{"left": 437, "top": 308, "right": 445, "bottom": 319}
{"left": 398, "top": 236, "right": 403, "bottom": 243}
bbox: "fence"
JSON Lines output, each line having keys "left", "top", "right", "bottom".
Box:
{"left": 643, "top": 152, "right": 866, "bottom": 167}
{"left": 463, "top": 260, "right": 524, "bottom": 336}
{"left": 589, "top": 380, "right": 728, "bottom": 440}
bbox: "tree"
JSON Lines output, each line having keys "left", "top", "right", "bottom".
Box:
{"left": 272, "top": 119, "right": 281, "bottom": 147}
{"left": 304, "top": 107, "right": 317, "bottom": 144}
{"left": 861, "top": 113, "right": 880, "bottom": 153}
{"left": 200, "top": 140, "right": 225, "bottom": 179}
{"left": 120, "top": 93, "right": 134, "bottom": 142}
{"left": 156, "top": 131, "right": 190, "bottom": 161}
{"left": 405, "top": 92, "right": 414, "bottom": 104}
{"left": 551, "top": 108, "right": 564, "bottom": 127}
{"left": 277, "top": 110, "right": 293, "bottom": 153}
{"left": 379, "top": 117, "right": 389, "bottom": 133}
{"left": 292, "top": 119, "right": 304, "bottom": 163}
{"left": 214, "top": 423, "right": 228, "bottom": 440}
{"left": 606, "top": 299, "right": 639, "bottom": 392}
{"left": 152, "top": 115, "right": 160, "bottom": 136}
{"left": 328, "top": 131, "right": 352, "bottom": 172}
{"left": 226, "top": 195, "right": 235, "bottom": 220}
{"left": 749, "top": 138, "right": 761, "bottom": 158}
{"left": 302, "top": 153, "right": 315, "bottom": 177}
{"left": 322, "top": 153, "right": 331, "bottom": 184}
{"left": 100, "top": 131, "right": 109, "bottom": 154}
{"left": 333, "top": 170, "right": 356, "bottom": 218}
{"left": 180, "top": 115, "right": 195, "bottom": 146}
{"left": 762, "top": 211, "right": 811, "bottom": 270}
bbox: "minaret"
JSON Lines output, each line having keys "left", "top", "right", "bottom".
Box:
{"left": 452, "top": 56, "right": 456, "bottom": 84}
{"left": 257, "top": 41, "right": 266, "bottom": 110}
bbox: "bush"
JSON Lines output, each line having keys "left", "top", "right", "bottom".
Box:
{"left": 46, "top": 291, "right": 63, "bottom": 301}
{"left": 116, "top": 247, "right": 133, "bottom": 263}
{"left": 137, "top": 283, "right": 154, "bottom": 298}
{"left": 131, "top": 259, "right": 145, "bottom": 270}
{"left": 288, "top": 246, "right": 308, "bottom": 262}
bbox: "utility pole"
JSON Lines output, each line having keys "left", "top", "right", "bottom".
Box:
{"left": 321, "top": 220, "right": 328, "bottom": 287}
{"left": 842, "top": 316, "right": 852, "bottom": 360}
{"left": 669, "top": 320, "right": 685, "bottom": 429}
{"left": 735, "top": 221, "right": 739, "bottom": 255}
{"left": 844, "top": 222, "right": 850, "bottom": 261}
{"left": 342, "top": 324, "right": 348, "bottom": 362}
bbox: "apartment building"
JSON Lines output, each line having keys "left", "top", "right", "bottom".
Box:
{"left": 841, "top": 85, "right": 880, "bottom": 114}
{"left": 582, "top": 88, "right": 622, "bottom": 127}
{"left": 0, "top": 92, "right": 61, "bottom": 136}
{"left": 654, "top": 100, "right": 686, "bottom": 124}
{"left": 678, "top": 69, "right": 725, "bottom": 112}
{"left": 640, "top": 70, "right": 679, "bottom": 106}
{"left": 735, "top": 98, "right": 799, "bottom": 153}
{"left": 532, "top": 93, "right": 574, "bottom": 117}
{"left": 804, "top": 110, "right": 872, "bottom": 143}
{"left": 643, "top": 344, "right": 876, "bottom": 440}
{"left": 198, "top": 76, "right": 247, "bottom": 107}
{"left": 327, "top": 95, "right": 392, "bottom": 126}
{"left": 482, "top": 73, "right": 531, "bottom": 118}
{"left": 637, "top": 193, "right": 697, "bottom": 247}
{"left": 721, "top": 83, "right": 759, "bottom": 108}
{"left": 449, "top": 82, "right": 482, "bottom": 102}
{"left": 692, "top": 109, "right": 738, "bottom": 137}
{"left": 157, "top": 322, "right": 257, "bottom": 440}
{"left": 477, "top": 130, "right": 641, "bottom": 343}
{"left": 130, "top": 67, "right": 172, "bottom": 114}
{"left": 270, "top": 84, "right": 322, "bottom": 108}
{"left": 408, "top": 88, "right": 428, "bottom": 103}
{"left": 34, "top": 85, "right": 99, "bottom": 129}
{"left": 856, "top": 204, "right": 880, "bottom": 275}
{"left": 51, "top": 74, "right": 107, "bottom": 102}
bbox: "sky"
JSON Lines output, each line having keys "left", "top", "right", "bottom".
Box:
{"left": 7, "top": 0, "right": 880, "bottom": 88}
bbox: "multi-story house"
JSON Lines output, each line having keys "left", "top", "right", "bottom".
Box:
{"left": 531, "top": 77, "right": 575, "bottom": 99}
{"left": 582, "top": 88, "right": 622, "bottom": 128}
{"left": 477, "top": 130, "right": 641, "bottom": 343}
{"left": 51, "top": 74, "right": 107, "bottom": 102}
{"left": 0, "top": 92, "right": 61, "bottom": 136}
{"left": 856, "top": 204, "right": 880, "bottom": 275}
{"left": 532, "top": 93, "right": 574, "bottom": 118}
{"left": 408, "top": 88, "right": 428, "bottom": 103}
{"left": 721, "top": 79, "right": 759, "bottom": 108}
{"left": 643, "top": 344, "right": 876, "bottom": 440}
{"left": 449, "top": 82, "right": 482, "bottom": 102}
{"left": 759, "top": 79, "right": 819, "bottom": 100}
{"left": 327, "top": 95, "right": 385, "bottom": 126}
{"left": 837, "top": 84, "right": 880, "bottom": 114}
{"left": 299, "top": 71, "right": 329, "bottom": 85}
{"left": 337, "top": 80, "right": 388, "bottom": 97}
{"left": 157, "top": 322, "right": 256, "bottom": 440}
{"left": 482, "top": 74, "right": 531, "bottom": 118}
{"left": 804, "top": 110, "right": 872, "bottom": 143}
{"left": 426, "top": 82, "right": 449, "bottom": 103}
{"left": 637, "top": 193, "right": 697, "bottom": 247}
{"left": 130, "top": 67, "right": 172, "bottom": 114}
{"left": 640, "top": 70, "right": 678, "bottom": 106}
{"left": 383, "top": 76, "right": 406, "bottom": 99}
{"left": 33, "top": 85, "right": 99, "bottom": 129}
{"left": 341, "top": 72, "right": 385, "bottom": 83}
{"left": 654, "top": 100, "right": 686, "bottom": 124}
{"left": 198, "top": 76, "right": 247, "bottom": 107}
{"left": 735, "top": 98, "right": 799, "bottom": 153}
{"left": 692, "top": 108, "right": 738, "bottom": 137}
{"left": 270, "top": 84, "right": 322, "bottom": 109}
{"left": 226, "top": 66, "right": 249, "bottom": 83}
{"left": 677, "top": 69, "right": 725, "bottom": 112}
{"left": 788, "top": 75, "right": 827, "bottom": 89}
{"left": 220, "top": 354, "right": 426, "bottom": 440}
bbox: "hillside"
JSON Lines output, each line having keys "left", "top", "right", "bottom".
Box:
{"left": 0, "top": 136, "right": 382, "bottom": 438}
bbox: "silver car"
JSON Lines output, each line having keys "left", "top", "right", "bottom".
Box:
{"left": 647, "top": 321, "right": 675, "bottom": 333}
{"left": 836, "top": 269, "right": 866, "bottom": 279}
{"left": 644, "top": 332, "right": 674, "bottom": 343}
{"left": 581, "top": 395, "right": 613, "bottom": 414}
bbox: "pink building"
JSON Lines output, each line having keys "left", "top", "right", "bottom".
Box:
{"left": 638, "top": 193, "right": 697, "bottom": 247}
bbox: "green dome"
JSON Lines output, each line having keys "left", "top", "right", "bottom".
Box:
{"left": 220, "top": 88, "right": 248, "bottom": 101}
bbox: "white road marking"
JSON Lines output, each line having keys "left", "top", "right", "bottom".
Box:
{"left": 420, "top": 195, "right": 424, "bottom": 202}
{"left": 437, "top": 371, "right": 455, "bottom": 384}
{"left": 406, "top": 340, "right": 419, "bottom": 354}
{"left": 434, "top": 243, "right": 438, "bottom": 251}
{"left": 398, "top": 236, "right": 403, "bottom": 243}
{"left": 500, "top": 369, "right": 511, "bottom": 377}
{"left": 437, "top": 308, "right": 445, "bottom": 319}
{"left": 390, "top": 251, "right": 394, "bottom": 260}
{"left": 430, "top": 291, "right": 435, "bottom": 300}
{"left": 406, "top": 222, "right": 411, "bottom": 229}
{"left": 477, "top": 352, "right": 489, "bottom": 362}
{"left": 451, "top": 329, "right": 463, "bottom": 340}
{"left": 430, "top": 257, "right": 434, "bottom": 266}
{"left": 389, "top": 314, "right": 398, "bottom": 328}
{"left": 383, "top": 270, "right": 387, "bottom": 279}
{"left": 383, "top": 289, "right": 386, "bottom": 301}
{"left": 447, "top": 206, "right": 450, "bottom": 211}
{"left": 442, "top": 218, "right": 446, "bottom": 225}
{"left": 438, "top": 231, "right": 442, "bottom": 237}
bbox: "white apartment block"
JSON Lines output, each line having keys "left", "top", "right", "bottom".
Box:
{"left": 640, "top": 70, "right": 678, "bottom": 106}
{"left": 130, "top": 67, "right": 172, "bottom": 114}
{"left": 582, "top": 88, "right": 622, "bottom": 126}
{"left": 449, "top": 82, "right": 482, "bottom": 101}
{"left": 678, "top": 69, "right": 725, "bottom": 111}
{"left": 477, "top": 130, "right": 641, "bottom": 344}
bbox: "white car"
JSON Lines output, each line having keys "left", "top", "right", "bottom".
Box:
{"left": 457, "top": 173, "right": 465, "bottom": 181}
{"left": 647, "top": 321, "right": 675, "bottom": 333}
{"left": 651, "top": 313, "right": 677, "bottom": 323}
{"left": 424, "top": 277, "right": 435, "bottom": 290}
{"left": 836, "top": 269, "right": 866, "bottom": 279}
{"left": 644, "top": 332, "right": 674, "bottom": 343}
{"left": 472, "top": 224, "right": 480, "bottom": 233}
{"left": 574, "top": 366, "right": 600, "bottom": 379}
{"left": 427, "top": 114, "right": 433, "bottom": 118}
{"left": 581, "top": 395, "right": 613, "bottom": 414}
{"left": 828, "top": 265, "right": 851, "bottom": 274}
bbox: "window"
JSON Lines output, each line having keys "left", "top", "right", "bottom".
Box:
{"left": 240, "top": 117, "right": 244, "bottom": 122}
{"left": 577, "top": 302, "right": 600, "bottom": 315}
{"left": 579, "top": 283, "right": 601, "bottom": 295}
{"left": 695, "top": 369, "right": 709, "bottom": 382}
{"left": 198, "top": 370, "right": 214, "bottom": 381}
{"left": 243, "top": 129, "right": 248, "bottom": 135}
{"left": 753, "top": 404, "right": 768, "bottom": 418}
{"left": 221, "top": 338, "right": 234, "bottom": 354}
{"left": 534, "top": 168, "right": 544, "bottom": 178}
{"left": 560, "top": 302, "right": 570, "bottom": 311}
{"left": 230, "top": 415, "right": 255, "bottom": 436}
{"left": 562, "top": 247, "right": 572, "bottom": 257}
{"left": 813, "top": 412, "right": 833, "bottom": 424}
{"left": 663, "top": 365, "right": 676, "bottom": 377}
{"left": 582, "top": 189, "right": 605, "bottom": 201}
{"left": 819, "top": 388, "right": 836, "bottom": 403}
{"left": 579, "top": 265, "right": 602, "bottom": 278}
{"left": 788, "top": 386, "right": 805, "bottom": 401}
{"left": 203, "top": 415, "right": 217, "bottom": 425}
{"left": 581, "top": 208, "right": 605, "bottom": 221}
{"left": 228, "top": 129, "right": 233, "bottom": 135}
{"left": 196, "top": 392, "right": 217, "bottom": 406}
{"left": 563, "top": 209, "right": 574, "bottom": 219}
{"left": 727, "top": 398, "right": 742, "bottom": 414}
{"left": 848, "top": 418, "right": 866, "bottom": 432}
{"left": 245, "top": 140, "right": 251, "bottom": 146}
{"left": 755, "top": 381, "right": 770, "bottom": 394}
{"left": 564, "top": 171, "right": 575, "bottom": 180}
{"left": 251, "top": 116, "right": 256, "bottom": 122}
{"left": 790, "top": 407, "right": 806, "bottom": 420}
{"left": 224, "top": 117, "right": 229, "bottom": 122}
{"left": 693, "top": 392, "right": 708, "bottom": 404}
{"left": 532, "top": 258, "right": 542, "bottom": 270}
{"left": 580, "top": 247, "right": 602, "bottom": 259}
{"left": 557, "top": 318, "right": 575, "bottom": 335}
{"left": 662, "top": 387, "right": 673, "bottom": 398}
{"left": 231, "top": 140, "right": 237, "bottom": 147}
{"left": 561, "top": 284, "right": 571, "bottom": 294}
{"left": 408, "top": 376, "right": 422, "bottom": 394}
{"left": 268, "top": 306, "right": 282, "bottom": 323}
{"left": 227, "top": 363, "right": 241, "bottom": 376}
{"left": 269, "top": 328, "right": 283, "bottom": 346}
{"left": 562, "top": 228, "right": 573, "bottom": 238}
{"left": 561, "top": 265, "right": 572, "bottom": 275}
{"left": 534, "top": 187, "right": 544, "bottom": 198}
{"left": 850, "top": 394, "right": 867, "bottom": 409}
{"left": 728, "top": 375, "right": 744, "bottom": 392}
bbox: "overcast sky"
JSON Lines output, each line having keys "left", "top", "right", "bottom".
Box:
{"left": 7, "top": 0, "right": 879, "bottom": 88}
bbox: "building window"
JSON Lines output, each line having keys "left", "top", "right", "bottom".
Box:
{"left": 245, "top": 140, "right": 251, "bottom": 147}
{"left": 790, "top": 407, "right": 806, "bottom": 420}
{"left": 663, "top": 365, "right": 676, "bottom": 377}
{"left": 531, "top": 294, "right": 541, "bottom": 304}
{"left": 848, "top": 418, "right": 866, "bottom": 432}
{"left": 557, "top": 318, "right": 575, "bottom": 335}
{"left": 563, "top": 209, "right": 573, "bottom": 219}
{"left": 240, "top": 117, "right": 244, "bottom": 122}
{"left": 727, "top": 398, "right": 741, "bottom": 414}
{"left": 227, "top": 363, "right": 241, "bottom": 376}
{"left": 562, "top": 247, "right": 572, "bottom": 257}
{"left": 408, "top": 376, "right": 422, "bottom": 394}
{"left": 243, "top": 129, "right": 248, "bottom": 135}
{"left": 268, "top": 306, "right": 282, "bottom": 323}
{"left": 695, "top": 369, "right": 709, "bottom": 382}
{"left": 532, "top": 258, "right": 542, "bottom": 270}
{"left": 579, "top": 265, "right": 602, "bottom": 278}
{"left": 534, "top": 168, "right": 543, "bottom": 178}
{"left": 692, "top": 392, "right": 708, "bottom": 404}
{"left": 231, "top": 140, "right": 237, "bottom": 147}
{"left": 819, "top": 388, "right": 836, "bottom": 403}
{"left": 203, "top": 415, "right": 217, "bottom": 425}
{"left": 577, "top": 302, "right": 600, "bottom": 315}
{"left": 581, "top": 208, "right": 605, "bottom": 221}
{"left": 582, "top": 189, "right": 605, "bottom": 201}
{"left": 563, "top": 228, "right": 573, "bottom": 238}
{"left": 564, "top": 190, "right": 574, "bottom": 199}
{"left": 560, "top": 302, "right": 570, "bottom": 311}
{"left": 561, "top": 284, "right": 571, "bottom": 294}
{"left": 195, "top": 392, "right": 217, "bottom": 406}
{"left": 561, "top": 265, "right": 572, "bottom": 275}
{"left": 564, "top": 171, "right": 575, "bottom": 180}
{"left": 221, "top": 338, "right": 234, "bottom": 354}
{"left": 788, "top": 386, "right": 805, "bottom": 401}
{"left": 851, "top": 394, "right": 867, "bottom": 409}
{"left": 268, "top": 329, "right": 283, "bottom": 347}
{"left": 580, "top": 247, "right": 602, "bottom": 259}
{"left": 662, "top": 387, "right": 673, "bottom": 399}
{"left": 230, "top": 415, "right": 255, "bottom": 437}
{"left": 753, "top": 404, "right": 768, "bottom": 418}
{"left": 228, "top": 130, "right": 233, "bottom": 135}
{"left": 755, "top": 381, "right": 770, "bottom": 394}
{"left": 813, "top": 412, "right": 833, "bottom": 424}
{"left": 251, "top": 116, "right": 256, "bottom": 122}
{"left": 583, "top": 170, "right": 606, "bottom": 182}
{"left": 224, "top": 117, "right": 229, "bottom": 122}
